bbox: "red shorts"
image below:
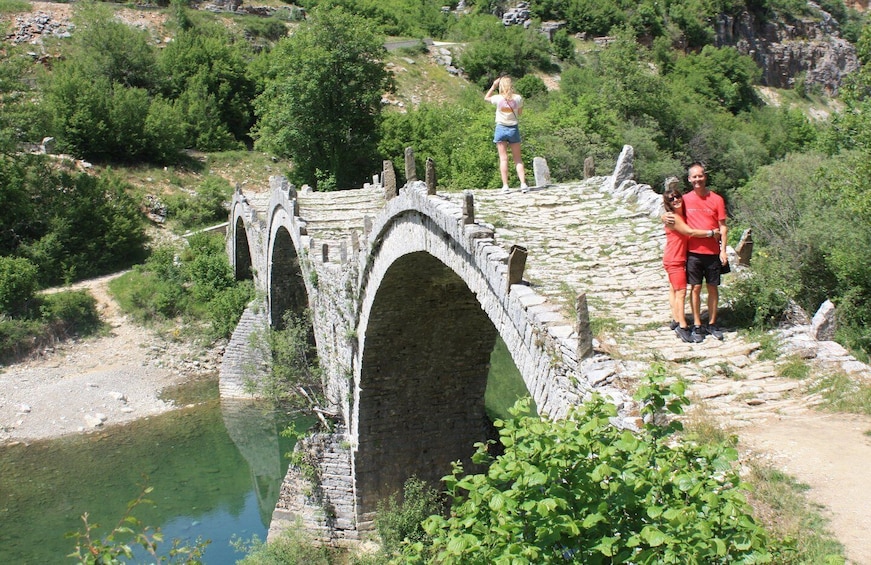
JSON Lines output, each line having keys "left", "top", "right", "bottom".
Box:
{"left": 664, "top": 263, "right": 687, "bottom": 290}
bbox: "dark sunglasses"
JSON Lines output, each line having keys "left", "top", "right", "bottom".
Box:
{"left": 666, "top": 194, "right": 683, "bottom": 202}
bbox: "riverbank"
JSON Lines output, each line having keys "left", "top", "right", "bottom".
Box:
{"left": 0, "top": 272, "right": 223, "bottom": 444}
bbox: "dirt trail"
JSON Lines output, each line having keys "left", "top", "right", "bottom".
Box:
{"left": 0, "top": 273, "right": 220, "bottom": 443}
{"left": 739, "top": 412, "right": 871, "bottom": 564}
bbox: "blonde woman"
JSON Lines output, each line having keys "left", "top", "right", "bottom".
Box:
{"left": 484, "top": 76, "right": 528, "bottom": 193}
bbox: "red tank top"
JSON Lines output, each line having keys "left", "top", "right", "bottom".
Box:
{"left": 663, "top": 226, "right": 688, "bottom": 266}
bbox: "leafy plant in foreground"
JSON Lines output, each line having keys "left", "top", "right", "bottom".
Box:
{"left": 401, "top": 366, "right": 779, "bottom": 563}
{"left": 67, "top": 485, "right": 209, "bottom": 564}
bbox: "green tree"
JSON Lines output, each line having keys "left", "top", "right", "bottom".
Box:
{"left": 459, "top": 22, "right": 554, "bottom": 88}
{"left": 670, "top": 46, "right": 761, "bottom": 114}
{"left": 254, "top": 6, "right": 393, "bottom": 189}
{"left": 157, "top": 22, "right": 256, "bottom": 148}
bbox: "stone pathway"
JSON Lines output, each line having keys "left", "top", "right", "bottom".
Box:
{"left": 469, "top": 179, "right": 871, "bottom": 563}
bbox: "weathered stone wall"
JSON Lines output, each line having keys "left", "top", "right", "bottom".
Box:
{"left": 218, "top": 303, "right": 269, "bottom": 398}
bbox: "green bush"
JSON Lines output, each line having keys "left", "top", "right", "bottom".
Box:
{"left": 206, "top": 280, "right": 254, "bottom": 339}
{"left": 0, "top": 255, "right": 38, "bottom": 314}
{"left": 375, "top": 477, "right": 443, "bottom": 555}
{"left": 514, "top": 74, "right": 548, "bottom": 100}
{"left": 0, "top": 289, "right": 102, "bottom": 361}
{"left": 459, "top": 23, "right": 554, "bottom": 88}
{"left": 401, "top": 367, "right": 779, "bottom": 563}
{"left": 0, "top": 317, "right": 42, "bottom": 362}
{"left": 722, "top": 254, "right": 799, "bottom": 329}
{"left": 236, "top": 528, "right": 332, "bottom": 565}
{"left": 109, "top": 234, "right": 250, "bottom": 341}
{"left": 40, "top": 290, "right": 102, "bottom": 336}
{"left": 164, "top": 175, "right": 233, "bottom": 232}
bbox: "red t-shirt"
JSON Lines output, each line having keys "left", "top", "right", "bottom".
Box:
{"left": 683, "top": 190, "right": 725, "bottom": 255}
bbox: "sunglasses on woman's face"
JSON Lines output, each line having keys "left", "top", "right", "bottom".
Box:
{"left": 667, "top": 194, "right": 682, "bottom": 202}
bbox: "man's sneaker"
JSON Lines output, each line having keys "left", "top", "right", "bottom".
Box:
{"left": 669, "top": 320, "right": 679, "bottom": 330}
{"left": 706, "top": 323, "right": 724, "bottom": 340}
{"left": 675, "top": 326, "right": 693, "bottom": 343}
{"left": 690, "top": 325, "right": 705, "bottom": 343}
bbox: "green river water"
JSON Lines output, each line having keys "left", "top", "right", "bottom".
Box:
{"left": 0, "top": 338, "right": 527, "bottom": 563}
{"left": 0, "top": 377, "right": 309, "bottom": 564}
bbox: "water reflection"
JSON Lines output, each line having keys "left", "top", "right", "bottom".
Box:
{"left": 0, "top": 387, "right": 309, "bottom": 564}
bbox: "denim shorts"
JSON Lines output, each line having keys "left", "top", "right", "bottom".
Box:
{"left": 494, "top": 124, "right": 521, "bottom": 144}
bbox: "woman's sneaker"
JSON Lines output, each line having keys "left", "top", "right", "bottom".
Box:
{"left": 690, "top": 325, "right": 706, "bottom": 343}
{"left": 706, "top": 323, "right": 724, "bottom": 340}
{"left": 675, "top": 326, "right": 693, "bottom": 343}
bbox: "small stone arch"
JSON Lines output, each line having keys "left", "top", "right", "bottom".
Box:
{"left": 234, "top": 216, "right": 253, "bottom": 282}
{"left": 269, "top": 226, "right": 308, "bottom": 330}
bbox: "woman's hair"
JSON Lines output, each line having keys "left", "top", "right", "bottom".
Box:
{"left": 663, "top": 188, "right": 685, "bottom": 214}
{"left": 498, "top": 76, "right": 515, "bottom": 97}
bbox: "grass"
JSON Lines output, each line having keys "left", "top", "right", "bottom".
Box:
{"left": 745, "top": 464, "right": 846, "bottom": 563}
{"left": 777, "top": 355, "right": 812, "bottom": 379}
{"left": 590, "top": 315, "right": 619, "bottom": 339}
{"left": 0, "top": 0, "right": 29, "bottom": 14}
{"left": 108, "top": 150, "right": 291, "bottom": 197}
{"left": 808, "top": 373, "right": 871, "bottom": 415}
{"left": 384, "top": 45, "right": 469, "bottom": 109}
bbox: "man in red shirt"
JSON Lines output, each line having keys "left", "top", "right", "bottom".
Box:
{"left": 682, "top": 163, "right": 728, "bottom": 341}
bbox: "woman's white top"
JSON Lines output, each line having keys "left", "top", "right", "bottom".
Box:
{"left": 490, "top": 94, "right": 523, "bottom": 126}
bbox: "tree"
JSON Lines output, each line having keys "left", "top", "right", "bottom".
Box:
{"left": 459, "top": 22, "right": 554, "bottom": 88}
{"left": 157, "top": 22, "right": 256, "bottom": 148}
{"left": 253, "top": 6, "right": 393, "bottom": 189}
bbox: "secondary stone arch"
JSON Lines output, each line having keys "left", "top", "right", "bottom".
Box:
{"left": 233, "top": 215, "right": 253, "bottom": 282}
{"left": 267, "top": 206, "right": 308, "bottom": 330}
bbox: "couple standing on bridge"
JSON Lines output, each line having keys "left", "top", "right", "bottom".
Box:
{"left": 662, "top": 163, "right": 728, "bottom": 343}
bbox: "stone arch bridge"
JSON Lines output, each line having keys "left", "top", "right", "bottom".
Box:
{"left": 222, "top": 152, "right": 651, "bottom": 542}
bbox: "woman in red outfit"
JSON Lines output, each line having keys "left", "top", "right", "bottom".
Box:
{"left": 662, "top": 188, "right": 720, "bottom": 342}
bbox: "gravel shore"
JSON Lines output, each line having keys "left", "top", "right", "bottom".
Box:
{"left": 0, "top": 273, "right": 223, "bottom": 444}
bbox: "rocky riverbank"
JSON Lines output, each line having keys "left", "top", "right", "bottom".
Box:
{"left": 0, "top": 272, "right": 223, "bottom": 444}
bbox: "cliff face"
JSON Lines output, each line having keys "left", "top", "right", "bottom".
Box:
{"left": 715, "top": 7, "right": 859, "bottom": 94}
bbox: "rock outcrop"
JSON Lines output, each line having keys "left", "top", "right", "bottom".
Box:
{"left": 715, "top": 6, "right": 859, "bottom": 94}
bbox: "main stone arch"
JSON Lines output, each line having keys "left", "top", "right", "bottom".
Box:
{"left": 354, "top": 251, "right": 499, "bottom": 518}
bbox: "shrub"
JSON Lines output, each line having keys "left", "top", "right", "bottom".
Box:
{"left": 401, "top": 367, "right": 779, "bottom": 563}
{"left": 109, "top": 234, "right": 249, "bottom": 340}
{"left": 0, "top": 255, "right": 38, "bottom": 314}
{"left": 722, "top": 254, "right": 798, "bottom": 329}
{"left": 235, "top": 527, "right": 332, "bottom": 565}
{"left": 40, "top": 290, "right": 102, "bottom": 336}
{"left": 206, "top": 281, "right": 254, "bottom": 339}
{"left": 515, "top": 74, "right": 548, "bottom": 100}
{"left": 0, "top": 289, "right": 102, "bottom": 361}
{"left": 164, "top": 176, "right": 233, "bottom": 232}
{"left": 375, "top": 477, "right": 443, "bottom": 555}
